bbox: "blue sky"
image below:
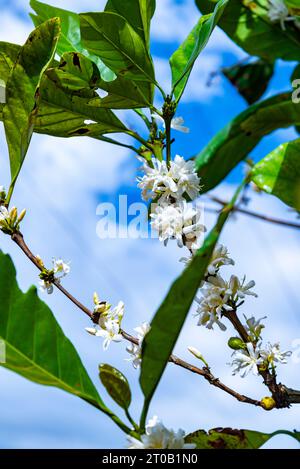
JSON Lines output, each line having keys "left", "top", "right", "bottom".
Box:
{"left": 0, "top": 0, "right": 300, "bottom": 449}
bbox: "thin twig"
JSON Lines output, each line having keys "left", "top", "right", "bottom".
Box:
{"left": 207, "top": 195, "right": 300, "bottom": 230}
{"left": 11, "top": 230, "right": 264, "bottom": 409}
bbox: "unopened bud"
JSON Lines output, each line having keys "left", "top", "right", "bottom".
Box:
{"left": 17, "top": 208, "right": 26, "bottom": 223}
{"left": 9, "top": 207, "right": 17, "bottom": 224}
{"left": 36, "top": 255, "right": 44, "bottom": 269}
{"left": 228, "top": 337, "right": 245, "bottom": 350}
{"left": 261, "top": 396, "right": 276, "bottom": 411}
{"left": 93, "top": 291, "right": 100, "bottom": 305}
{"left": 85, "top": 327, "right": 97, "bottom": 336}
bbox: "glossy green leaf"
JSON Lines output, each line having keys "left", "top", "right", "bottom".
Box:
{"left": 195, "top": 0, "right": 300, "bottom": 62}
{"left": 99, "top": 364, "right": 131, "bottom": 410}
{"left": 185, "top": 428, "right": 300, "bottom": 449}
{"left": 3, "top": 18, "right": 60, "bottom": 183}
{"left": 140, "top": 197, "right": 238, "bottom": 417}
{"left": 251, "top": 139, "right": 300, "bottom": 211}
{"left": 30, "top": 0, "right": 114, "bottom": 81}
{"left": 222, "top": 59, "right": 274, "bottom": 105}
{"left": 96, "top": 75, "right": 153, "bottom": 109}
{"left": 46, "top": 51, "right": 100, "bottom": 96}
{"left": 195, "top": 92, "right": 300, "bottom": 192}
{"left": 80, "top": 12, "right": 155, "bottom": 83}
{"left": 0, "top": 251, "right": 107, "bottom": 410}
{"left": 170, "top": 0, "right": 228, "bottom": 101}
{"left": 39, "top": 64, "right": 127, "bottom": 136}
{"left": 105, "top": 0, "right": 156, "bottom": 47}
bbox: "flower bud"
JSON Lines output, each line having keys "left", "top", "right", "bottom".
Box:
{"left": 188, "top": 346, "right": 209, "bottom": 367}
{"left": 9, "top": 207, "right": 17, "bottom": 224}
{"left": 261, "top": 396, "right": 276, "bottom": 411}
{"left": 93, "top": 292, "right": 100, "bottom": 305}
{"left": 228, "top": 337, "right": 245, "bottom": 350}
{"left": 17, "top": 208, "right": 26, "bottom": 223}
{"left": 85, "top": 327, "right": 97, "bottom": 336}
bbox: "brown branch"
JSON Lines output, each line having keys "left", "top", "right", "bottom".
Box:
{"left": 207, "top": 195, "right": 300, "bottom": 230}
{"left": 10, "top": 230, "right": 266, "bottom": 409}
{"left": 11, "top": 232, "right": 93, "bottom": 320}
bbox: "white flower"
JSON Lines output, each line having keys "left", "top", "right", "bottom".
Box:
{"left": 95, "top": 319, "right": 123, "bottom": 351}
{"left": 207, "top": 244, "right": 235, "bottom": 276}
{"left": 39, "top": 279, "right": 54, "bottom": 295}
{"left": 52, "top": 258, "right": 70, "bottom": 278}
{"left": 244, "top": 315, "right": 266, "bottom": 339}
{"left": 229, "top": 275, "right": 257, "bottom": 300}
{"left": 137, "top": 155, "right": 200, "bottom": 203}
{"left": 170, "top": 155, "right": 201, "bottom": 200}
{"left": 151, "top": 113, "right": 190, "bottom": 134}
{"left": 261, "top": 342, "right": 292, "bottom": 365}
{"left": 268, "top": 0, "right": 295, "bottom": 30}
{"left": 86, "top": 296, "right": 125, "bottom": 350}
{"left": 150, "top": 201, "right": 205, "bottom": 248}
{"left": 231, "top": 342, "right": 264, "bottom": 378}
{"left": 0, "top": 186, "right": 5, "bottom": 194}
{"left": 126, "top": 322, "right": 150, "bottom": 369}
{"left": 197, "top": 275, "right": 234, "bottom": 314}
{"left": 127, "top": 416, "right": 195, "bottom": 449}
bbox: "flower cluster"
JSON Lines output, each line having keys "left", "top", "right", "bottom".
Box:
{"left": 39, "top": 257, "right": 70, "bottom": 294}
{"left": 230, "top": 341, "right": 291, "bottom": 378}
{"left": 86, "top": 293, "right": 124, "bottom": 350}
{"left": 195, "top": 244, "right": 257, "bottom": 331}
{"left": 138, "top": 154, "right": 201, "bottom": 203}
{"left": 127, "top": 415, "right": 195, "bottom": 449}
{"left": 137, "top": 148, "right": 204, "bottom": 251}
{"left": 267, "top": 0, "right": 298, "bottom": 30}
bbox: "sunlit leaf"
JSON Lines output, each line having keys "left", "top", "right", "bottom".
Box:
{"left": 30, "top": 0, "right": 114, "bottom": 81}
{"left": 3, "top": 18, "right": 60, "bottom": 184}
{"left": 251, "top": 139, "right": 300, "bottom": 211}
{"left": 80, "top": 12, "right": 155, "bottom": 83}
{"left": 170, "top": 0, "right": 228, "bottom": 101}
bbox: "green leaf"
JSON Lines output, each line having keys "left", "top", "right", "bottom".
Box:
{"left": 222, "top": 59, "right": 274, "bottom": 105}
{"left": 105, "top": 0, "right": 156, "bottom": 48}
{"left": 96, "top": 75, "right": 153, "bottom": 109}
{"left": 39, "top": 65, "right": 127, "bottom": 136}
{"left": 195, "top": 92, "right": 300, "bottom": 192}
{"left": 185, "top": 428, "right": 300, "bottom": 449}
{"left": 195, "top": 0, "right": 300, "bottom": 62}
{"left": 0, "top": 250, "right": 107, "bottom": 411}
{"left": 251, "top": 139, "right": 300, "bottom": 211}
{"left": 170, "top": 0, "right": 228, "bottom": 101}
{"left": 140, "top": 196, "right": 238, "bottom": 419}
{"left": 46, "top": 51, "right": 100, "bottom": 96}
{"left": 80, "top": 12, "right": 155, "bottom": 83}
{"left": 3, "top": 18, "right": 60, "bottom": 184}
{"left": 99, "top": 364, "right": 131, "bottom": 410}
{"left": 30, "top": 0, "right": 114, "bottom": 81}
